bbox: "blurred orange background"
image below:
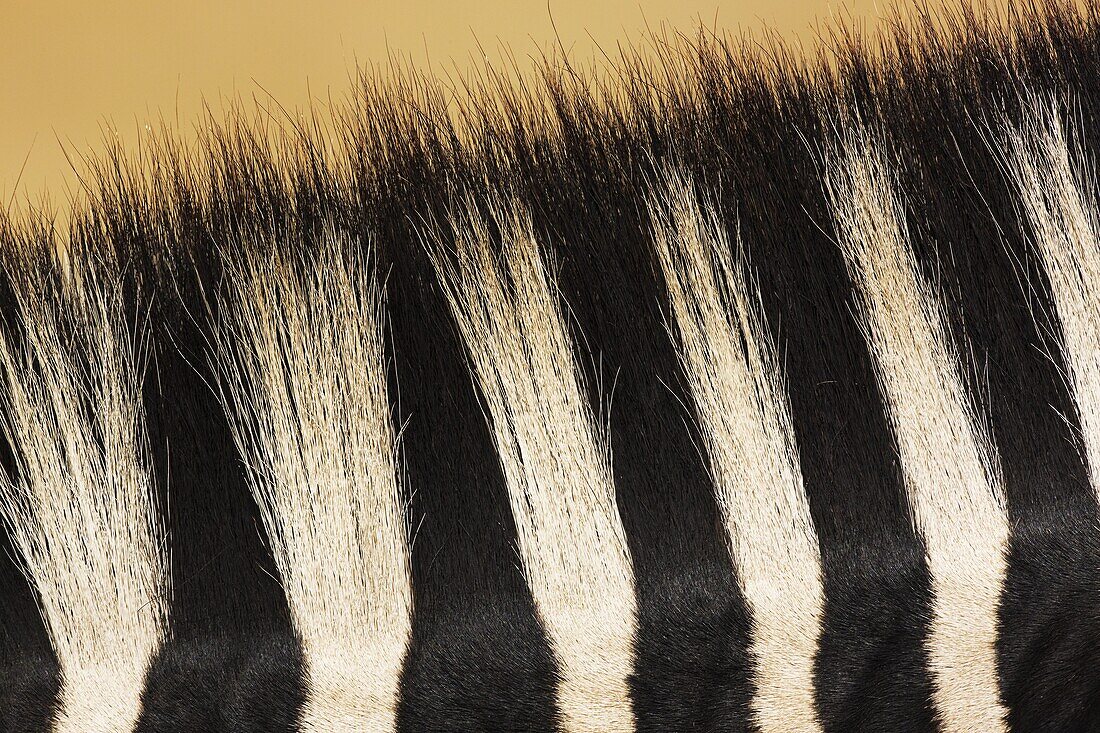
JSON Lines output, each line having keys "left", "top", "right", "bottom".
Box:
{"left": 1, "top": 0, "right": 996, "bottom": 208}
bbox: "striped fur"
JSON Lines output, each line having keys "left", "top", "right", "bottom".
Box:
{"left": 824, "top": 123, "right": 1011, "bottom": 732}
{"left": 431, "top": 195, "right": 637, "bottom": 732}
{"left": 1000, "top": 98, "right": 1100, "bottom": 498}
{"left": 8, "top": 1, "right": 1100, "bottom": 730}
{"left": 648, "top": 166, "right": 824, "bottom": 733}
{"left": 0, "top": 240, "right": 166, "bottom": 732}
{"left": 210, "top": 229, "right": 411, "bottom": 731}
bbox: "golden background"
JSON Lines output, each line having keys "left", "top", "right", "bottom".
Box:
{"left": 2, "top": 0, "right": 982, "bottom": 207}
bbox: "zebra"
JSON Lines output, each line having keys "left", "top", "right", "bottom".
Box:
{"left": 2, "top": 1, "right": 1100, "bottom": 731}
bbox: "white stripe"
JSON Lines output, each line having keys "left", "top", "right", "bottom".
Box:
{"left": 1000, "top": 98, "right": 1100, "bottom": 499}
{"left": 825, "top": 125, "right": 1010, "bottom": 733}
{"left": 0, "top": 249, "right": 167, "bottom": 733}
{"left": 212, "top": 230, "right": 411, "bottom": 732}
{"left": 649, "top": 166, "right": 824, "bottom": 733}
{"left": 432, "top": 195, "right": 637, "bottom": 733}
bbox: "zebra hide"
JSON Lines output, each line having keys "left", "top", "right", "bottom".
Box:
{"left": 2, "top": 2, "right": 1100, "bottom": 731}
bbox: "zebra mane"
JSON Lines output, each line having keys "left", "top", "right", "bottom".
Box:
{"left": 3, "top": 2, "right": 1100, "bottom": 731}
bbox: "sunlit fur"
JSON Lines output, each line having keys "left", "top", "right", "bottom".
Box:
{"left": 648, "top": 166, "right": 824, "bottom": 733}
{"left": 825, "top": 123, "right": 1011, "bottom": 733}
{"left": 431, "top": 195, "right": 638, "bottom": 733}
{"left": 0, "top": 241, "right": 166, "bottom": 733}
{"left": 210, "top": 229, "right": 411, "bottom": 732}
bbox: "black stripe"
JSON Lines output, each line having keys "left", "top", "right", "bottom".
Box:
{"left": 871, "top": 17, "right": 1100, "bottom": 729}
{"left": 0, "top": 224, "right": 61, "bottom": 733}
{"left": 132, "top": 324, "right": 305, "bottom": 732}
{"left": 0, "top": 476, "right": 59, "bottom": 733}
{"left": 359, "top": 159, "right": 562, "bottom": 730}
{"left": 74, "top": 190, "right": 308, "bottom": 731}
{"left": 506, "top": 87, "right": 757, "bottom": 730}
{"left": 698, "top": 70, "right": 939, "bottom": 732}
